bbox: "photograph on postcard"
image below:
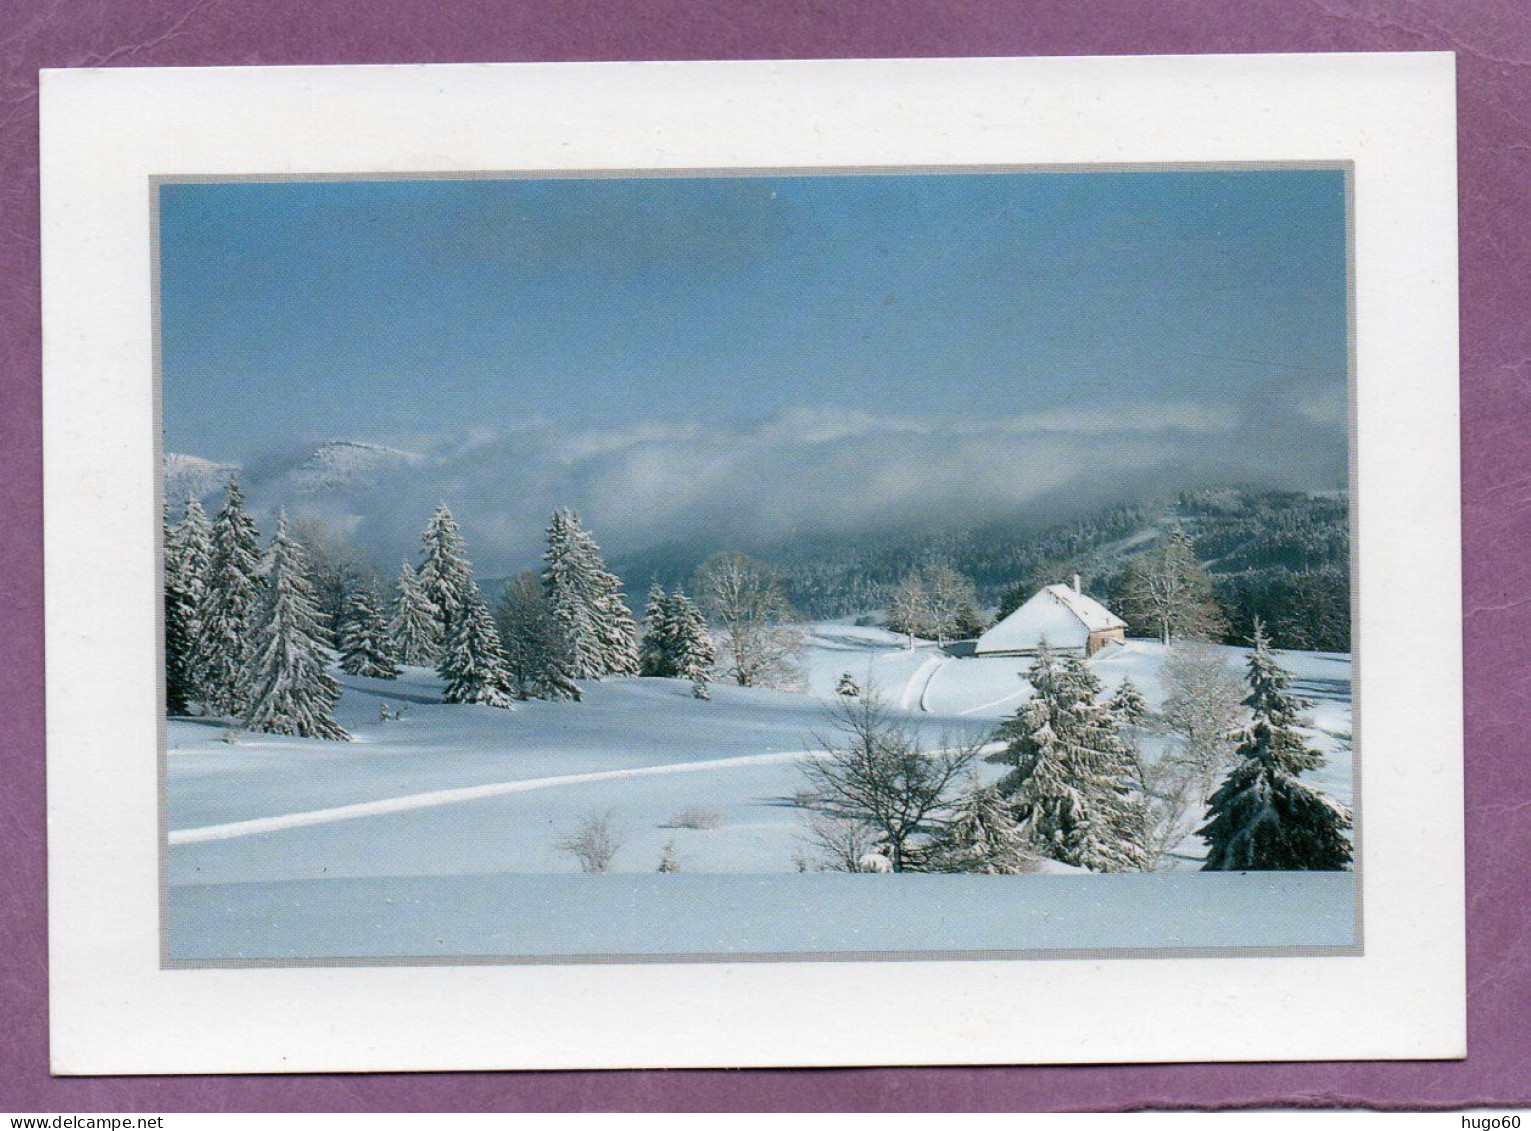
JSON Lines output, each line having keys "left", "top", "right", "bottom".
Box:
{"left": 156, "top": 165, "right": 1360, "bottom": 965}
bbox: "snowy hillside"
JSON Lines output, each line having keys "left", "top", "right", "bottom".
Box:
{"left": 283, "top": 439, "right": 423, "bottom": 494}
{"left": 164, "top": 439, "right": 422, "bottom": 502}
{"left": 165, "top": 623, "right": 1355, "bottom": 962}
{"left": 163, "top": 452, "right": 238, "bottom": 502}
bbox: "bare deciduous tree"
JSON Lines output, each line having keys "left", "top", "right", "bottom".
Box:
{"left": 1159, "top": 641, "right": 1246, "bottom": 802}
{"left": 1120, "top": 528, "right": 1228, "bottom": 645}
{"left": 886, "top": 573, "right": 932, "bottom": 648}
{"left": 694, "top": 551, "right": 805, "bottom": 689}
{"left": 923, "top": 562, "right": 981, "bottom": 646}
{"left": 797, "top": 689, "right": 982, "bottom": 872}
{"left": 1127, "top": 739, "right": 1200, "bottom": 871}
{"left": 886, "top": 563, "right": 983, "bottom": 647}
{"left": 556, "top": 810, "right": 626, "bottom": 873}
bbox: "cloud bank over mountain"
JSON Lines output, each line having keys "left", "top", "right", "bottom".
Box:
{"left": 168, "top": 400, "right": 1346, "bottom": 575}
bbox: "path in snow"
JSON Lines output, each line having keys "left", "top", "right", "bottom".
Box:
{"left": 917, "top": 656, "right": 954, "bottom": 713}
{"left": 898, "top": 653, "right": 944, "bottom": 712}
{"left": 169, "top": 747, "right": 814, "bottom": 846}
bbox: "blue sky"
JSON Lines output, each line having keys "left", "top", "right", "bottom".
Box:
{"left": 158, "top": 169, "right": 1349, "bottom": 565}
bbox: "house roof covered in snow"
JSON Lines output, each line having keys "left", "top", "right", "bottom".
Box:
{"left": 974, "top": 583, "right": 1127, "bottom": 654}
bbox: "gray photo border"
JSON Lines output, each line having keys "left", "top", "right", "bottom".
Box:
{"left": 152, "top": 160, "right": 1361, "bottom": 969}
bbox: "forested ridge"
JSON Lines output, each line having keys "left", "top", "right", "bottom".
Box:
{"left": 609, "top": 487, "right": 1351, "bottom": 652}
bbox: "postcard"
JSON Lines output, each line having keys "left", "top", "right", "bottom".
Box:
{"left": 42, "top": 53, "right": 1463, "bottom": 1072}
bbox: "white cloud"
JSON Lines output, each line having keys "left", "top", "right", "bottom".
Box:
{"left": 229, "top": 402, "right": 1339, "bottom": 573}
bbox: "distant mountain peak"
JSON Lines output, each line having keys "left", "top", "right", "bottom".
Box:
{"left": 287, "top": 439, "right": 423, "bottom": 494}
{"left": 163, "top": 452, "right": 238, "bottom": 503}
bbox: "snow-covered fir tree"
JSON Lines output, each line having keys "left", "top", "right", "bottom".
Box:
{"left": 163, "top": 502, "right": 198, "bottom": 716}
{"left": 591, "top": 573, "right": 640, "bottom": 678}
{"left": 438, "top": 578, "right": 515, "bottom": 709}
{"left": 169, "top": 494, "right": 213, "bottom": 622}
{"left": 189, "top": 477, "right": 263, "bottom": 717}
{"left": 388, "top": 560, "right": 441, "bottom": 665}
{"left": 339, "top": 579, "right": 399, "bottom": 679}
{"left": 1108, "top": 677, "right": 1150, "bottom": 729}
{"left": 541, "top": 509, "right": 640, "bottom": 679}
{"left": 1199, "top": 622, "right": 1353, "bottom": 871}
{"left": 418, "top": 504, "right": 472, "bottom": 642}
{"left": 667, "top": 589, "right": 716, "bottom": 691}
{"left": 640, "top": 583, "right": 677, "bottom": 676}
{"left": 639, "top": 583, "right": 715, "bottom": 693}
{"left": 914, "top": 776, "right": 1036, "bottom": 874}
{"left": 165, "top": 495, "right": 213, "bottom": 714}
{"left": 493, "top": 571, "right": 582, "bottom": 702}
{"left": 239, "top": 513, "right": 350, "bottom": 741}
{"left": 989, "top": 644, "right": 1149, "bottom": 872}
{"left": 542, "top": 510, "right": 600, "bottom": 677}
{"left": 836, "top": 672, "right": 862, "bottom": 698}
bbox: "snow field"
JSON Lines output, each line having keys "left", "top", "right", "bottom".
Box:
{"left": 166, "top": 622, "right": 1355, "bottom": 959}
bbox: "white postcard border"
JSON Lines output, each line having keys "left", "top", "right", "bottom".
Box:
{"left": 42, "top": 53, "right": 1462, "bottom": 1073}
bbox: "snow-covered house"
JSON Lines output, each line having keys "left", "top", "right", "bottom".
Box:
{"left": 975, "top": 576, "right": 1127, "bottom": 658}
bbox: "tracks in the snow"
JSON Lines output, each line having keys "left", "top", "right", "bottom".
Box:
{"left": 168, "top": 749, "right": 811, "bottom": 846}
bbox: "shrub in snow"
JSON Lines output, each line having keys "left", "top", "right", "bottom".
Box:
{"left": 667, "top": 807, "right": 723, "bottom": 831}
{"left": 989, "top": 644, "right": 1149, "bottom": 873}
{"left": 1199, "top": 621, "right": 1353, "bottom": 871}
{"left": 240, "top": 513, "right": 350, "bottom": 742}
{"left": 857, "top": 851, "right": 894, "bottom": 874}
{"left": 800, "top": 813, "right": 881, "bottom": 873}
{"left": 557, "top": 810, "right": 625, "bottom": 873}
{"left": 835, "top": 672, "right": 861, "bottom": 698}
{"left": 657, "top": 840, "right": 680, "bottom": 873}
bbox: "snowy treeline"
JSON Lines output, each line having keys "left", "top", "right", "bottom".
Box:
{"left": 165, "top": 481, "right": 785, "bottom": 734}
{"left": 640, "top": 584, "right": 716, "bottom": 699}
{"left": 796, "top": 623, "right": 1352, "bottom": 875}
{"left": 614, "top": 488, "right": 1350, "bottom": 652}
{"left": 884, "top": 562, "right": 988, "bottom": 646}
{"left": 165, "top": 481, "right": 352, "bottom": 740}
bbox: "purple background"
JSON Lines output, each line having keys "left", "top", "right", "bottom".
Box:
{"left": 2, "top": 0, "right": 1525, "bottom": 1112}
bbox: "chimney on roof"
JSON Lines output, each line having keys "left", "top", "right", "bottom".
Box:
{"left": 1072, "top": 573, "right": 1082, "bottom": 594}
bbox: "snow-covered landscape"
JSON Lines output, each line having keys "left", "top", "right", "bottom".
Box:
{"left": 157, "top": 169, "right": 1358, "bottom": 963}
{"left": 166, "top": 620, "right": 1355, "bottom": 961}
